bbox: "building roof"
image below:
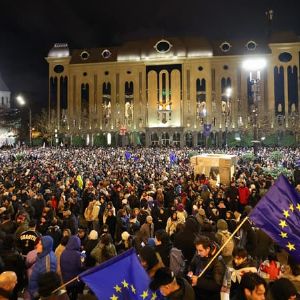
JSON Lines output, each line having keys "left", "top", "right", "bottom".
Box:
{"left": 51, "top": 32, "right": 299, "bottom": 64}
{"left": 0, "top": 74, "right": 10, "bottom": 92}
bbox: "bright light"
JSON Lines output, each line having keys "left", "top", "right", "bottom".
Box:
{"left": 226, "top": 87, "right": 232, "bottom": 98}
{"left": 242, "top": 58, "right": 267, "bottom": 71}
{"left": 16, "top": 95, "right": 26, "bottom": 106}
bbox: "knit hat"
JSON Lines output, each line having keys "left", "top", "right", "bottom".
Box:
{"left": 88, "top": 230, "right": 98, "bottom": 240}
{"left": 121, "top": 231, "right": 130, "bottom": 241}
{"left": 217, "top": 219, "right": 228, "bottom": 230}
{"left": 270, "top": 278, "right": 297, "bottom": 300}
{"left": 150, "top": 267, "right": 175, "bottom": 291}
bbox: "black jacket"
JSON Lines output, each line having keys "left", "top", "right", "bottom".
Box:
{"left": 166, "top": 277, "right": 195, "bottom": 300}
{"left": 190, "top": 254, "right": 226, "bottom": 300}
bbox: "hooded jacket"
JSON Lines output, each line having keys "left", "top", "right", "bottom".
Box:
{"left": 60, "top": 235, "right": 83, "bottom": 285}
{"left": 28, "top": 236, "right": 57, "bottom": 298}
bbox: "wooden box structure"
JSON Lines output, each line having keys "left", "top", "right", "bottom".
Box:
{"left": 190, "top": 154, "right": 238, "bottom": 185}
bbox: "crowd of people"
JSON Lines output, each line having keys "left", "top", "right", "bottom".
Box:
{"left": 0, "top": 146, "right": 300, "bottom": 300}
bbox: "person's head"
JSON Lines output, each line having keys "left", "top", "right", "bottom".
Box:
{"left": 146, "top": 215, "right": 153, "bottom": 224}
{"left": 149, "top": 267, "right": 177, "bottom": 296}
{"left": 240, "top": 272, "right": 266, "bottom": 300}
{"left": 38, "top": 271, "right": 62, "bottom": 297}
{"left": 0, "top": 271, "right": 17, "bottom": 294}
{"left": 233, "top": 247, "right": 248, "bottom": 267}
{"left": 88, "top": 230, "right": 98, "bottom": 241}
{"left": 270, "top": 278, "right": 298, "bottom": 300}
{"left": 139, "top": 246, "right": 159, "bottom": 271}
{"left": 154, "top": 229, "right": 169, "bottom": 246}
{"left": 194, "top": 235, "right": 214, "bottom": 258}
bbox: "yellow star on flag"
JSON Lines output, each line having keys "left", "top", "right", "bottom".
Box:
{"left": 114, "top": 285, "right": 122, "bottom": 293}
{"left": 289, "top": 204, "right": 294, "bottom": 212}
{"left": 131, "top": 285, "right": 136, "bottom": 294}
{"left": 122, "top": 280, "right": 129, "bottom": 288}
{"left": 141, "top": 290, "right": 149, "bottom": 299}
{"left": 287, "top": 242, "right": 296, "bottom": 251}
{"left": 279, "top": 219, "right": 288, "bottom": 228}
{"left": 283, "top": 209, "right": 290, "bottom": 218}
{"left": 151, "top": 292, "right": 157, "bottom": 300}
{"left": 110, "top": 294, "right": 118, "bottom": 300}
{"left": 280, "top": 232, "right": 288, "bottom": 238}
{"left": 296, "top": 203, "right": 300, "bottom": 212}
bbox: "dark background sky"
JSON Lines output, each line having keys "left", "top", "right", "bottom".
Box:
{"left": 0, "top": 0, "right": 299, "bottom": 113}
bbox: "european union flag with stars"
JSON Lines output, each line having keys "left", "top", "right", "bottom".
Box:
{"left": 80, "top": 248, "right": 160, "bottom": 299}
{"left": 249, "top": 175, "right": 300, "bottom": 262}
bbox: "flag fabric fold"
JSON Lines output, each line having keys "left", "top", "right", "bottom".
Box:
{"left": 249, "top": 175, "right": 300, "bottom": 262}
{"left": 80, "top": 248, "right": 157, "bottom": 299}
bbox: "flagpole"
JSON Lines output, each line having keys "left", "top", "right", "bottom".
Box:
{"left": 197, "top": 216, "right": 249, "bottom": 279}
{"left": 51, "top": 276, "right": 79, "bottom": 294}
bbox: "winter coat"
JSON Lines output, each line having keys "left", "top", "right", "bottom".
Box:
{"left": 173, "top": 217, "right": 199, "bottom": 265}
{"left": 166, "top": 277, "right": 195, "bottom": 300}
{"left": 28, "top": 236, "right": 57, "bottom": 299}
{"left": 238, "top": 186, "right": 250, "bottom": 205}
{"left": 90, "top": 242, "right": 117, "bottom": 265}
{"left": 60, "top": 236, "right": 83, "bottom": 287}
{"left": 190, "top": 253, "right": 226, "bottom": 300}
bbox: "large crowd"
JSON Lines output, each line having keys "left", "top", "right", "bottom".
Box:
{"left": 0, "top": 146, "right": 300, "bottom": 300}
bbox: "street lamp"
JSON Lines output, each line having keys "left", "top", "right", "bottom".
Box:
{"left": 242, "top": 58, "right": 267, "bottom": 155}
{"left": 16, "top": 95, "right": 32, "bottom": 146}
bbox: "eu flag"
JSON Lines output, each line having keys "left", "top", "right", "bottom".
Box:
{"left": 125, "top": 151, "right": 132, "bottom": 160}
{"left": 249, "top": 175, "right": 300, "bottom": 262}
{"left": 80, "top": 248, "right": 158, "bottom": 299}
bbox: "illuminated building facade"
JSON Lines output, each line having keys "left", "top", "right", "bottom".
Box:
{"left": 46, "top": 33, "right": 300, "bottom": 146}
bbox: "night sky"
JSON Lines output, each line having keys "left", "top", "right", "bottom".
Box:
{"left": 0, "top": 0, "right": 299, "bottom": 113}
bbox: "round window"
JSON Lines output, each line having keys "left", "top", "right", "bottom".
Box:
{"left": 54, "top": 65, "right": 64, "bottom": 73}
{"left": 154, "top": 39, "right": 172, "bottom": 53}
{"left": 220, "top": 42, "right": 232, "bottom": 53}
{"left": 80, "top": 51, "right": 90, "bottom": 60}
{"left": 278, "top": 52, "right": 292, "bottom": 62}
{"left": 246, "top": 41, "right": 257, "bottom": 51}
{"left": 102, "top": 49, "right": 111, "bottom": 59}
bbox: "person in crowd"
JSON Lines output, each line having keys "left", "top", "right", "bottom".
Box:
{"left": 60, "top": 235, "right": 84, "bottom": 300}
{"left": 188, "top": 235, "right": 226, "bottom": 300}
{"left": 38, "top": 271, "right": 69, "bottom": 300}
{"left": 268, "top": 277, "right": 299, "bottom": 300}
{"left": 83, "top": 230, "right": 99, "bottom": 268}
{"left": 154, "top": 229, "right": 172, "bottom": 267}
{"left": 230, "top": 247, "right": 257, "bottom": 299}
{"left": 139, "top": 245, "right": 165, "bottom": 279}
{"left": 54, "top": 236, "right": 69, "bottom": 278}
{"left": 231, "top": 272, "right": 266, "bottom": 300}
{"left": 18, "top": 219, "right": 41, "bottom": 256}
{"left": 149, "top": 267, "right": 195, "bottom": 299}
{"left": 28, "top": 236, "right": 57, "bottom": 299}
{"left": 0, "top": 271, "right": 18, "bottom": 300}
{"left": 90, "top": 233, "right": 117, "bottom": 265}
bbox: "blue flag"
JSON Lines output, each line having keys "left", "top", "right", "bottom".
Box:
{"left": 125, "top": 151, "right": 131, "bottom": 160}
{"left": 249, "top": 175, "right": 300, "bottom": 262}
{"left": 169, "top": 152, "right": 177, "bottom": 164}
{"left": 80, "top": 248, "right": 158, "bottom": 299}
{"left": 203, "top": 124, "right": 211, "bottom": 137}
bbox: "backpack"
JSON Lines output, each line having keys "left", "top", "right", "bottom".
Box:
{"left": 219, "top": 231, "right": 234, "bottom": 257}
{"left": 169, "top": 247, "right": 186, "bottom": 276}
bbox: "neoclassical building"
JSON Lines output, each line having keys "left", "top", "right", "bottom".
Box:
{"left": 46, "top": 32, "right": 300, "bottom": 146}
